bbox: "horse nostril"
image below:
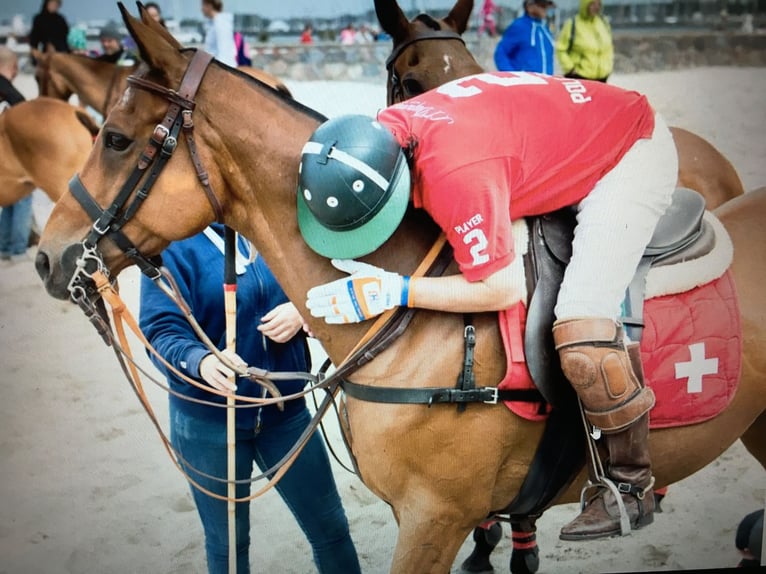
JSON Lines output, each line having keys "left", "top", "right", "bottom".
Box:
{"left": 35, "top": 250, "right": 51, "bottom": 282}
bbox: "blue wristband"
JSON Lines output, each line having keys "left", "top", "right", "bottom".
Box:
{"left": 400, "top": 276, "right": 410, "bottom": 307}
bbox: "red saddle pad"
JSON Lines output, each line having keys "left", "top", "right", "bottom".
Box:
{"left": 497, "top": 269, "right": 742, "bottom": 429}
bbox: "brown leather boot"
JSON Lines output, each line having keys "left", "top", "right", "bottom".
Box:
{"left": 559, "top": 413, "right": 655, "bottom": 540}
{"left": 553, "top": 318, "right": 656, "bottom": 540}
{"left": 553, "top": 318, "right": 655, "bottom": 433}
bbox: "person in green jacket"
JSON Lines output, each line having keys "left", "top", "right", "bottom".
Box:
{"left": 555, "top": 0, "right": 614, "bottom": 82}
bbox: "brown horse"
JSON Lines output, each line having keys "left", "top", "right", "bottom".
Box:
{"left": 36, "top": 7, "right": 766, "bottom": 574}
{"left": 33, "top": 48, "right": 292, "bottom": 118}
{"left": 374, "top": 0, "right": 744, "bottom": 210}
{"left": 0, "top": 97, "right": 96, "bottom": 207}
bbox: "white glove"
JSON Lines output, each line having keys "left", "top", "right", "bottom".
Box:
{"left": 198, "top": 348, "right": 247, "bottom": 393}
{"left": 305, "top": 259, "right": 410, "bottom": 324}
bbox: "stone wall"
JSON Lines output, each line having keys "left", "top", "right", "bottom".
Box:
{"left": 249, "top": 32, "right": 766, "bottom": 82}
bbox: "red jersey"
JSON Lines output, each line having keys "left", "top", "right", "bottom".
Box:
{"left": 377, "top": 72, "right": 655, "bottom": 281}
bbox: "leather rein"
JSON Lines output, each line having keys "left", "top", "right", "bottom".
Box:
{"left": 63, "top": 48, "right": 540, "bottom": 502}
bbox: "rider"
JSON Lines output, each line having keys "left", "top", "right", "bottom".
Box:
{"left": 298, "top": 72, "right": 678, "bottom": 540}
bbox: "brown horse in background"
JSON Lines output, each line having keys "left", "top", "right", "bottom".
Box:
{"left": 36, "top": 7, "right": 766, "bottom": 574}
{"left": 0, "top": 97, "right": 96, "bottom": 207}
{"left": 374, "top": 0, "right": 744, "bottom": 210}
{"left": 33, "top": 49, "right": 292, "bottom": 118}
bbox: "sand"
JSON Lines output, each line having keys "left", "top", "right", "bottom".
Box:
{"left": 1, "top": 67, "right": 764, "bottom": 573}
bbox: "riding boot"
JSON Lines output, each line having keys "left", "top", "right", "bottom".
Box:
{"left": 552, "top": 318, "right": 656, "bottom": 540}
{"left": 559, "top": 413, "right": 655, "bottom": 540}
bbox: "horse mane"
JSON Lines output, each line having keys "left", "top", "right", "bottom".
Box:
{"left": 414, "top": 14, "right": 443, "bottom": 31}
{"left": 177, "top": 48, "right": 327, "bottom": 124}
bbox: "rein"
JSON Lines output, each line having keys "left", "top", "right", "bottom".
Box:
{"left": 385, "top": 28, "right": 465, "bottom": 105}
{"left": 63, "top": 47, "right": 543, "bottom": 503}
{"left": 81, "top": 232, "right": 454, "bottom": 501}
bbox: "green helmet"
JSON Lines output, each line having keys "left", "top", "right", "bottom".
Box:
{"left": 297, "top": 115, "right": 411, "bottom": 259}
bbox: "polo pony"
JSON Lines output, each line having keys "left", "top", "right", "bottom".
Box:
{"left": 36, "top": 6, "right": 766, "bottom": 574}
{"left": 0, "top": 97, "right": 96, "bottom": 207}
{"left": 33, "top": 46, "right": 291, "bottom": 119}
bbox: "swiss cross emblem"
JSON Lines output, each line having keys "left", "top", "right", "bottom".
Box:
{"left": 674, "top": 342, "right": 719, "bottom": 394}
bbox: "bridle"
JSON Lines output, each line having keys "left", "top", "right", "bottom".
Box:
{"left": 384, "top": 27, "right": 465, "bottom": 106}
{"left": 66, "top": 49, "right": 223, "bottom": 305}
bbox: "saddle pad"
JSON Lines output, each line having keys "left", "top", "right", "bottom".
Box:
{"left": 497, "top": 269, "right": 741, "bottom": 429}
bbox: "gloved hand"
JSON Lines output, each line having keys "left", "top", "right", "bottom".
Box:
{"left": 306, "top": 259, "right": 410, "bottom": 324}
{"left": 198, "top": 348, "right": 247, "bottom": 393}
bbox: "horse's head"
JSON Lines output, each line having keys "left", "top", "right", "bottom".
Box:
{"left": 36, "top": 3, "right": 227, "bottom": 300}
{"left": 375, "top": 0, "right": 483, "bottom": 104}
{"left": 33, "top": 49, "right": 74, "bottom": 102}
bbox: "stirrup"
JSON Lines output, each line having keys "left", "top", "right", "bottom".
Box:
{"left": 577, "top": 475, "right": 655, "bottom": 537}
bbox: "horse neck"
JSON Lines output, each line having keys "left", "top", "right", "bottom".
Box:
{"left": 54, "top": 55, "right": 114, "bottom": 112}
{"left": 205, "top": 79, "right": 436, "bottom": 364}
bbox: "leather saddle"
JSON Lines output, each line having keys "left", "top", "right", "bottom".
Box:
{"left": 524, "top": 187, "right": 710, "bottom": 408}
{"left": 499, "top": 188, "right": 711, "bottom": 520}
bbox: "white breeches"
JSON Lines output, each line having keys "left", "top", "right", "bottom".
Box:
{"left": 554, "top": 113, "right": 679, "bottom": 321}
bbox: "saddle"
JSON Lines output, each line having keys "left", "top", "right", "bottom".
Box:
{"left": 500, "top": 187, "right": 711, "bottom": 519}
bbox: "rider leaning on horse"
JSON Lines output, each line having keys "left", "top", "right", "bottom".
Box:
{"left": 297, "top": 71, "right": 678, "bottom": 540}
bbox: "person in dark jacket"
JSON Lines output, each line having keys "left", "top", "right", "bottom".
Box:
{"left": 0, "top": 47, "right": 33, "bottom": 265}
{"left": 144, "top": 2, "right": 166, "bottom": 27}
{"left": 139, "top": 225, "right": 361, "bottom": 574}
{"left": 95, "top": 24, "right": 136, "bottom": 65}
{"left": 29, "top": 0, "right": 69, "bottom": 54}
{"left": 0, "top": 47, "right": 25, "bottom": 106}
{"left": 494, "top": 0, "right": 556, "bottom": 74}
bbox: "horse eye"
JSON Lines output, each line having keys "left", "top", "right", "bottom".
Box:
{"left": 402, "top": 78, "right": 424, "bottom": 97}
{"left": 105, "top": 132, "right": 132, "bottom": 152}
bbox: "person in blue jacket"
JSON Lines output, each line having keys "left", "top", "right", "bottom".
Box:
{"left": 494, "top": 0, "right": 556, "bottom": 74}
{"left": 139, "top": 224, "right": 361, "bottom": 574}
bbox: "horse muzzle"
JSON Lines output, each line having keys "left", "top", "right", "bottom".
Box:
{"left": 36, "top": 242, "right": 102, "bottom": 301}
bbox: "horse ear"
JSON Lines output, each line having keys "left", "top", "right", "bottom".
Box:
{"left": 137, "top": 1, "right": 183, "bottom": 50}
{"left": 118, "top": 2, "right": 184, "bottom": 79}
{"left": 30, "top": 48, "right": 44, "bottom": 62}
{"left": 443, "top": 0, "right": 475, "bottom": 34}
{"left": 374, "top": 0, "right": 410, "bottom": 42}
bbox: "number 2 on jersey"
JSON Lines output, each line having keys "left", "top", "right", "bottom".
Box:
{"left": 463, "top": 229, "right": 490, "bottom": 266}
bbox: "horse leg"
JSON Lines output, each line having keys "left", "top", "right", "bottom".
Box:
{"left": 740, "top": 409, "right": 766, "bottom": 471}
{"left": 460, "top": 521, "right": 503, "bottom": 573}
{"left": 509, "top": 518, "right": 540, "bottom": 574}
{"left": 390, "top": 504, "right": 476, "bottom": 574}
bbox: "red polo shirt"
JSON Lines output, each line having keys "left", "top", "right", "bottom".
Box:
{"left": 378, "top": 72, "right": 655, "bottom": 281}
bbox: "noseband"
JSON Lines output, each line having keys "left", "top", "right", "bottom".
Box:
{"left": 67, "top": 49, "right": 223, "bottom": 303}
{"left": 385, "top": 28, "right": 465, "bottom": 105}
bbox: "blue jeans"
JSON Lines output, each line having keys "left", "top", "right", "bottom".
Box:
{"left": 170, "top": 404, "right": 361, "bottom": 574}
{"left": 0, "top": 194, "right": 33, "bottom": 256}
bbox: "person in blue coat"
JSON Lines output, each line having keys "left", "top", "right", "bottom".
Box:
{"left": 494, "top": 0, "right": 556, "bottom": 74}
{"left": 139, "top": 224, "right": 361, "bottom": 574}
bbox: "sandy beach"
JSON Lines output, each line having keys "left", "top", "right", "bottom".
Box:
{"left": 1, "top": 67, "right": 764, "bottom": 573}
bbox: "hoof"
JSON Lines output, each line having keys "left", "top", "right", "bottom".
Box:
{"left": 460, "top": 523, "right": 502, "bottom": 573}
{"left": 510, "top": 546, "right": 540, "bottom": 574}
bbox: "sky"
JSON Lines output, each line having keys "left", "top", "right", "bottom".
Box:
{"left": 1, "top": 0, "right": 490, "bottom": 23}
